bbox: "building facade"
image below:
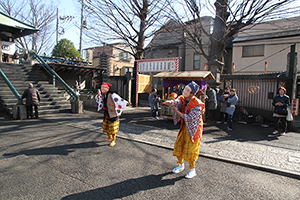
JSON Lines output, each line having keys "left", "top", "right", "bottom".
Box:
{"left": 232, "top": 16, "right": 300, "bottom": 74}
{"left": 84, "top": 43, "right": 135, "bottom": 77}
{"left": 144, "top": 17, "right": 214, "bottom": 72}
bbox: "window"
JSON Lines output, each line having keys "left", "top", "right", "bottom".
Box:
{"left": 193, "top": 54, "right": 201, "bottom": 70}
{"left": 123, "top": 52, "right": 131, "bottom": 61}
{"left": 242, "top": 45, "right": 264, "bottom": 57}
{"left": 119, "top": 52, "right": 131, "bottom": 61}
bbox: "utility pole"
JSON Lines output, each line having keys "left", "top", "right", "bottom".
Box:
{"left": 79, "top": 0, "right": 84, "bottom": 57}
{"left": 56, "top": 8, "right": 59, "bottom": 45}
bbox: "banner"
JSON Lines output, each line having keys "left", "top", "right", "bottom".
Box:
{"left": 1, "top": 41, "right": 15, "bottom": 55}
{"left": 137, "top": 57, "right": 180, "bottom": 72}
{"left": 292, "top": 98, "right": 299, "bottom": 116}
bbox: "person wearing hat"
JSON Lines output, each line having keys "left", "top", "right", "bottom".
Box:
{"left": 95, "top": 83, "right": 130, "bottom": 146}
{"left": 163, "top": 81, "right": 204, "bottom": 179}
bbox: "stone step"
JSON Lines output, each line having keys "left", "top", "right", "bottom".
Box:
{"left": 0, "top": 95, "right": 67, "bottom": 102}
{"left": 39, "top": 108, "right": 72, "bottom": 115}
{"left": 0, "top": 80, "right": 42, "bottom": 84}
{"left": 1, "top": 62, "right": 76, "bottom": 116}
{"left": 39, "top": 101, "right": 71, "bottom": 106}
{"left": 0, "top": 87, "right": 64, "bottom": 97}
{"left": 2, "top": 98, "right": 69, "bottom": 106}
{"left": 4, "top": 107, "right": 72, "bottom": 116}
{"left": 5, "top": 104, "right": 71, "bottom": 110}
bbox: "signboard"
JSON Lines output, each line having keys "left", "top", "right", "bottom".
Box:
{"left": 1, "top": 41, "right": 15, "bottom": 55}
{"left": 134, "top": 57, "right": 180, "bottom": 107}
{"left": 138, "top": 58, "right": 179, "bottom": 72}
{"left": 292, "top": 98, "right": 299, "bottom": 116}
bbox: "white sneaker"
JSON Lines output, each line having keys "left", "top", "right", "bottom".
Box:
{"left": 272, "top": 130, "right": 278, "bottom": 134}
{"left": 172, "top": 163, "right": 184, "bottom": 173}
{"left": 280, "top": 132, "right": 286, "bottom": 136}
{"left": 216, "top": 121, "right": 222, "bottom": 124}
{"left": 185, "top": 168, "right": 197, "bottom": 179}
{"left": 151, "top": 117, "right": 155, "bottom": 119}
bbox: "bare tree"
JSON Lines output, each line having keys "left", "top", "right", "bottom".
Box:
{"left": 165, "top": 0, "right": 298, "bottom": 72}
{"left": 83, "top": 0, "right": 170, "bottom": 105}
{"left": 0, "top": 0, "right": 23, "bottom": 17}
{"left": 0, "top": 0, "right": 57, "bottom": 54}
{"left": 83, "top": 0, "right": 169, "bottom": 60}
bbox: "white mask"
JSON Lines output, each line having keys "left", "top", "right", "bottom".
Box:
{"left": 183, "top": 86, "right": 191, "bottom": 98}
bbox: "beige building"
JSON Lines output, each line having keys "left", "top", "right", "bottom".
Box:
{"left": 144, "top": 17, "right": 214, "bottom": 72}
{"left": 84, "top": 43, "right": 135, "bottom": 76}
{"left": 232, "top": 16, "right": 300, "bottom": 74}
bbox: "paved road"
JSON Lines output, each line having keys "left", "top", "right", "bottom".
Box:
{"left": 0, "top": 118, "right": 299, "bottom": 200}
{"left": 38, "top": 107, "right": 300, "bottom": 176}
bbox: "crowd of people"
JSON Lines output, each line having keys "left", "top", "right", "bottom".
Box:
{"left": 2, "top": 50, "right": 28, "bottom": 63}
{"left": 147, "top": 84, "right": 291, "bottom": 134}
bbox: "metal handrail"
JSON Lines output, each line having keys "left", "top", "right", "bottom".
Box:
{"left": 30, "top": 51, "right": 79, "bottom": 100}
{"left": 0, "top": 68, "right": 23, "bottom": 104}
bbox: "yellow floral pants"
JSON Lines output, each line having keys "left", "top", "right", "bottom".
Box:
{"left": 103, "top": 112, "right": 119, "bottom": 141}
{"left": 173, "top": 124, "right": 201, "bottom": 169}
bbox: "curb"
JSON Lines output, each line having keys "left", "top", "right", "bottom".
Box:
{"left": 41, "top": 118, "right": 300, "bottom": 180}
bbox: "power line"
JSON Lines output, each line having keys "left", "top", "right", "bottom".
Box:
{"left": 235, "top": 44, "right": 293, "bottom": 73}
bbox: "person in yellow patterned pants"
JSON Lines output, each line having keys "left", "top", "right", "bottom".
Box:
{"left": 163, "top": 81, "right": 204, "bottom": 179}
{"left": 95, "top": 83, "right": 130, "bottom": 147}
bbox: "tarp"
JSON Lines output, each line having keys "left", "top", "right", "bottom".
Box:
{"left": 153, "top": 71, "right": 215, "bottom": 81}
{"left": 163, "top": 79, "right": 207, "bottom": 89}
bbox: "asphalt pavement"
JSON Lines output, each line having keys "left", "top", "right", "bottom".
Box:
{"left": 38, "top": 106, "right": 300, "bottom": 178}
{"left": 0, "top": 106, "right": 300, "bottom": 199}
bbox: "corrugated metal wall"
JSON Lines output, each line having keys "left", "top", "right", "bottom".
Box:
{"left": 232, "top": 79, "right": 278, "bottom": 111}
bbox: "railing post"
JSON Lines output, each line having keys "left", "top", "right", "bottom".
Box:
{"left": 30, "top": 51, "right": 79, "bottom": 100}
{"left": 0, "top": 68, "right": 23, "bottom": 104}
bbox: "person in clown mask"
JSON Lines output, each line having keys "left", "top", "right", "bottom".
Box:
{"left": 163, "top": 81, "right": 204, "bottom": 179}
{"left": 95, "top": 83, "right": 130, "bottom": 146}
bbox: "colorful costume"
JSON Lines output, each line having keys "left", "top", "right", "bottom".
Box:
{"left": 95, "top": 91, "right": 127, "bottom": 146}
{"left": 167, "top": 81, "right": 204, "bottom": 179}
{"left": 172, "top": 95, "right": 204, "bottom": 169}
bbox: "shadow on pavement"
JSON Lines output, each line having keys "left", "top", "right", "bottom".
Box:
{"left": 0, "top": 118, "right": 53, "bottom": 134}
{"left": 3, "top": 141, "right": 102, "bottom": 158}
{"left": 203, "top": 121, "right": 280, "bottom": 143}
{"left": 61, "top": 172, "right": 184, "bottom": 200}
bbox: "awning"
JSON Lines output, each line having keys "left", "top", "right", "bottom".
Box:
{"left": 153, "top": 71, "right": 215, "bottom": 81}
{"left": 153, "top": 71, "right": 215, "bottom": 89}
{"left": 0, "top": 11, "right": 39, "bottom": 38}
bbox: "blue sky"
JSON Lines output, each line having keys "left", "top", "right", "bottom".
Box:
{"left": 57, "top": 0, "right": 300, "bottom": 52}
{"left": 58, "top": 0, "right": 82, "bottom": 49}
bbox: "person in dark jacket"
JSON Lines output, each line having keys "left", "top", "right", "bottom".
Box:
{"left": 148, "top": 88, "right": 160, "bottom": 119}
{"left": 13, "top": 50, "right": 20, "bottom": 64}
{"left": 205, "top": 86, "right": 217, "bottom": 121}
{"left": 272, "top": 87, "right": 290, "bottom": 136}
{"left": 217, "top": 87, "right": 230, "bottom": 124}
{"left": 22, "top": 83, "right": 41, "bottom": 119}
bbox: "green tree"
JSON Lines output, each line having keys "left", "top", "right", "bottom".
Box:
{"left": 52, "top": 39, "right": 81, "bottom": 59}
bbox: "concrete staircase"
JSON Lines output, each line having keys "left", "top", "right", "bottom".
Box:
{"left": 0, "top": 63, "right": 72, "bottom": 116}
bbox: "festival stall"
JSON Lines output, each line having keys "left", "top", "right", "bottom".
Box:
{"left": 153, "top": 71, "right": 215, "bottom": 119}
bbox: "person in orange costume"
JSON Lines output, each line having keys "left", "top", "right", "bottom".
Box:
{"left": 163, "top": 81, "right": 204, "bottom": 179}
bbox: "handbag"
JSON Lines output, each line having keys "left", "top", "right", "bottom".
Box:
{"left": 286, "top": 107, "right": 293, "bottom": 121}
{"left": 274, "top": 106, "right": 287, "bottom": 115}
